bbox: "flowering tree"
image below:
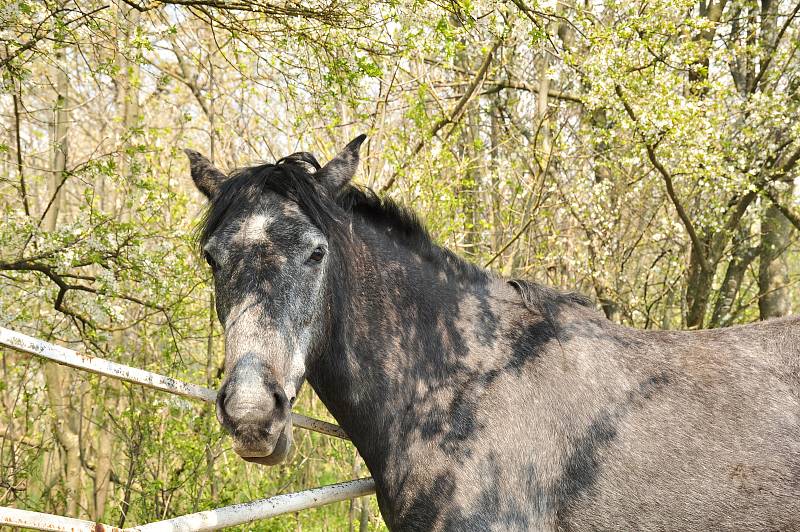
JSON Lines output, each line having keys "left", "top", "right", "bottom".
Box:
{"left": 0, "top": 0, "right": 797, "bottom": 528}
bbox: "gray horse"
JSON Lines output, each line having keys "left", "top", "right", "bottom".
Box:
{"left": 186, "top": 136, "right": 800, "bottom": 531}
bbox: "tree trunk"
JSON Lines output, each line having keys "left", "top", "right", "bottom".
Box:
{"left": 710, "top": 229, "right": 759, "bottom": 327}
{"left": 754, "top": 1, "right": 792, "bottom": 321}
{"left": 759, "top": 200, "right": 792, "bottom": 319}
{"left": 460, "top": 106, "right": 481, "bottom": 259}
{"left": 43, "top": 47, "right": 83, "bottom": 517}
{"left": 589, "top": 107, "right": 621, "bottom": 323}
{"left": 453, "top": 20, "right": 482, "bottom": 260}
{"left": 92, "top": 385, "right": 118, "bottom": 520}
{"left": 684, "top": 245, "right": 713, "bottom": 329}
{"left": 205, "top": 294, "right": 219, "bottom": 500}
{"left": 488, "top": 95, "right": 503, "bottom": 260}
{"left": 359, "top": 496, "right": 370, "bottom": 532}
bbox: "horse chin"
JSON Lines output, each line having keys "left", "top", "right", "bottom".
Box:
{"left": 239, "top": 424, "right": 293, "bottom": 466}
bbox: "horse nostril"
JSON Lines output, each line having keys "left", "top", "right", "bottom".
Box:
{"left": 215, "top": 386, "right": 230, "bottom": 425}
{"left": 217, "top": 387, "right": 227, "bottom": 406}
{"left": 271, "top": 386, "right": 291, "bottom": 412}
{"left": 274, "top": 390, "right": 286, "bottom": 410}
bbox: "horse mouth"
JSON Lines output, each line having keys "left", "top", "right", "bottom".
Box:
{"left": 232, "top": 421, "right": 293, "bottom": 465}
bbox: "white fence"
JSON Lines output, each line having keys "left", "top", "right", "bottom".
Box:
{"left": 0, "top": 327, "right": 376, "bottom": 531}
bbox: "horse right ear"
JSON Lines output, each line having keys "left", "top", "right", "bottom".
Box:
{"left": 184, "top": 149, "right": 226, "bottom": 200}
{"left": 316, "top": 134, "right": 366, "bottom": 194}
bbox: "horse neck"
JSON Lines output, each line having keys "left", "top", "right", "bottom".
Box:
{"left": 306, "top": 215, "right": 521, "bottom": 486}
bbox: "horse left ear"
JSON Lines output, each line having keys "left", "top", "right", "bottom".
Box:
{"left": 317, "top": 134, "right": 366, "bottom": 194}
{"left": 184, "top": 149, "right": 226, "bottom": 200}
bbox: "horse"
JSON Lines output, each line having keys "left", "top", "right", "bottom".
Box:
{"left": 185, "top": 136, "right": 800, "bottom": 531}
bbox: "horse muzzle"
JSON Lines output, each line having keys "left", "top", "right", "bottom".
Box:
{"left": 216, "top": 356, "right": 294, "bottom": 465}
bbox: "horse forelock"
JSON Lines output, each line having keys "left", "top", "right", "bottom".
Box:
{"left": 196, "top": 157, "right": 341, "bottom": 249}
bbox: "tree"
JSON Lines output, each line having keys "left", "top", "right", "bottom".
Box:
{"left": 0, "top": 0, "right": 797, "bottom": 528}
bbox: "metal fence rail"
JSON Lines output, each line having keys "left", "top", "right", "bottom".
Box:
{"left": 0, "top": 327, "right": 347, "bottom": 439}
{"left": 0, "top": 506, "right": 121, "bottom": 532}
{"left": 0, "top": 478, "right": 376, "bottom": 532}
{"left": 0, "top": 327, "right": 376, "bottom": 531}
{"left": 129, "top": 478, "right": 376, "bottom": 532}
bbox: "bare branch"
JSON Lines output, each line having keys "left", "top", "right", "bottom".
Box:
{"left": 380, "top": 39, "right": 502, "bottom": 193}
{"left": 0, "top": 259, "right": 168, "bottom": 327}
{"left": 482, "top": 80, "right": 583, "bottom": 104}
{"left": 0, "top": 5, "right": 110, "bottom": 72}
{"left": 614, "top": 84, "right": 711, "bottom": 272}
{"left": 761, "top": 186, "right": 800, "bottom": 232}
{"left": 121, "top": 0, "right": 350, "bottom": 24}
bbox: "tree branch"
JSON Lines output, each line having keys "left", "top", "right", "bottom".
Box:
{"left": 482, "top": 80, "right": 583, "bottom": 104}
{"left": 614, "top": 84, "right": 711, "bottom": 272}
{"left": 8, "top": 59, "right": 29, "bottom": 217}
{"left": 0, "top": 259, "right": 167, "bottom": 327}
{"left": 380, "top": 39, "right": 502, "bottom": 193}
{"left": 750, "top": 0, "right": 800, "bottom": 92}
{"left": 121, "top": 0, "right": 348, "bottom": 23}
{"left": 0, "top": 5, "right": 110, "bottom": 72}
{"left": 761, "top": 185, "right": 800, "bottom": 232}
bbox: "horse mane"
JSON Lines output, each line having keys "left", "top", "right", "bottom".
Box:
{"left": 197, "top": 152, "right": 485, "bottom": 279}
{"left": 197, "top": 153, "right": 593, "bottom": 317}
{"left": 336, "top": 186, "right": 489, "bottom": 283}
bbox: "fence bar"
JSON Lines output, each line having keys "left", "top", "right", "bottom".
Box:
{"left": 0, "top": 506, "right": 120, "bottom": 531}
{"left": 128, "top": 478, "right": 376, "bottom": 532}
{"left": 0, "top": 327, "right": 348, "bottom": 439}
{"left": 0, "top": 478, "right": 377, "bottom": 531}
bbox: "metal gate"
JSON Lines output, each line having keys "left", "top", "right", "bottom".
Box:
{"left": 0, "top": 327, "right": 375, "bottom": 531}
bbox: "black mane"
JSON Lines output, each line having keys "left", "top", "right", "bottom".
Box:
{"left": 336, "top": 186, "right": 490, "bottom": 283}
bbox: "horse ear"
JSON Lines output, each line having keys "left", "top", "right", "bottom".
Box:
{"left": 184, "top": 149, "right": 226, "bottom": 199}
{"left": 317, "top": 134, "right": 366, "bottom": 193}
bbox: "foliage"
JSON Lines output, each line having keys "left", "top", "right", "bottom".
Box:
{"left": 0, "top": 0, "right": 798, "bottom": 529}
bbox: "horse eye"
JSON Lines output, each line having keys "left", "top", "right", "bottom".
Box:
{"left": 203, "top": 251, "right": 219, "bottom": 271}
{"left": 308, "top": 246, "right": 325, "bottom": 263}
